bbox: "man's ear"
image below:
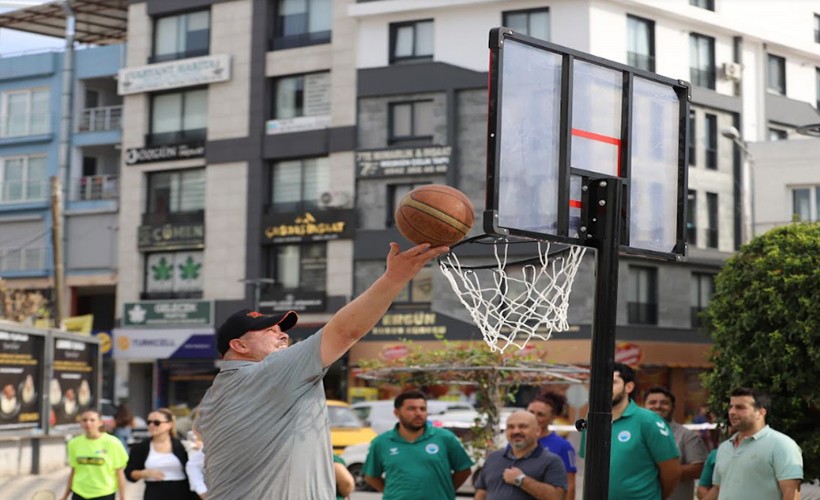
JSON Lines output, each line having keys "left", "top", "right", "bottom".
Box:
{"left": 228, "top": 337, "right": 246, "bottom": 353}
{"left": 625, "top": 381, "right": 636, "bottom": 396}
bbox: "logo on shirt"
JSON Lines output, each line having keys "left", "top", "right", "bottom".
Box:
{"left": 656, "top": 421, "right": 670, "bottom": 436}
{"left": 425, "top": 443, "right": 439, "bottom": 455}
{"left": 77, "top": 456, "right": 105, "bottom": 466}
{"left": 617, "top": 431, "right": 631, "bottom": 443}
{"left": 389, "top": 447, "right": 399, "bottom": 456}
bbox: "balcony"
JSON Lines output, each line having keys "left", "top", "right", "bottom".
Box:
{"left": 145, "top": 128, "right": 206, "bottom": 146}
{"left": 73, "top": 175, "right": 118, "bottom": 201}
{"left": 627, "top": 302, "right": 658, "bottom": 325}
{"left": 0, "top": 180, "right": 48, "bottom": 204}
{"left": 148, "top": 48, "right": 210, "bottom": 64}
{"left": 0, "top": 113, "right": 50, "bottom": 138}
{"left": 141, "top": 209, "right": 204, "bottom": 226}
{"left": 627, "top": 51, "right": 655, "bottom": 72}
{"left": 76, "top": 106, "right": 122, "bottom": 132}
{"left": 706, "top": 227, "right": 718, "bottom": 248}
{"left": 270, "top": 30, "right": 331, "bottom": 51}
{"left": 691, "top": 306, "right": 706, "bottom": 328}
{"left": 0, "top": 246, "right": 45, "bottom": 272}
{"left": 689, "top": 67, "right": 716, "bottom": 90}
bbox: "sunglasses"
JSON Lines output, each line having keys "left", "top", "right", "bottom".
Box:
{"left": 147, "top": 420, "right": 169, "bottom": 426}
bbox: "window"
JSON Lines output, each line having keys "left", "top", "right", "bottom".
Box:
{"left": 628, "top": 266, "right": 657, "bottom": 325}
{"left": 144, "top": 251, "right": 203, "bottom": 299}
{"left": 688, "top": 110, "right": 696, "bottom": 166}
{"left": 767, "top": 54, "right": 786, "bottom": 95}
{"left": 769, "top": 128, "right": 788, "bottom": 141}
{"left": 0, "top": 155, "right": 46, "bottom": 203}
{"left": 390, "top": 20, "right": 433, "bottom": 64}
{"left": 706, "top": 192, "right": 718, "bottom": 248}
{"left": 149, "top": 88, "right": 207, "bottom": 145}
{"left": 816, "top": 67, "right": 820, "bottom": 109}
{"left": 690, "top": 0, "right": 714, "bottom": 10}
{"left": 690, "top": 33, "right": 715, "bottom": 89}
{"left": 271, "top": 157, "right": 330, "bottom": 212}
{"left": 268, "top": 243, "right": 326, "bottom": 292}
{"left": 146, "top": 169, "right": 205, "bottom": 215}
{"left": 273, "top": 72, "right": 331, "bottom": 119}
{"left": 627, "top": 15, "right": 655, "bottom": 72}
{"left": 387, "top": 183, "right": 429, "bottom": 227}
{"left": 395, "top": 266, "right": 433, "bottom": 303}
{"left": 1, "top": 88, "right": 49, "bottom": 138}
{"left": 704, "top": 113, "right": 717, "bottom": 169}
{"left": 815, "top": 14, "right": 820, "bottom": 44}
{"left": 389, "top": 101, "right": 434, "bottom": 145}
{"left": 152, "top": 11, "right": 210, "bottom": 63}
{"left": 792, "top": 186, "right": 820, "bottom": 222}
{"left": 503, "top": 8, "right": 549, "bottom": 41}
{"left": 686, "top": 190, "right": 697, "bottom": 245}
{"left": 272, "top": 0, "right": 331, "bottom": 50}
{"left": 690, "top": 273, "right": 714, "bottom": 327}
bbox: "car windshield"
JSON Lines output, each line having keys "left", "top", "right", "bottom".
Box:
{"left": 329, "top": 406, "right": 365, "bottom": 428}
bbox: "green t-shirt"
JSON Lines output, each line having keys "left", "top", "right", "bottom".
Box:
{"left": 67, "top": 433, "right": 128, "bottom": 498}
{"left": 363, "top": 423, "right": 474, "bottom": 500}
{"left": 580, "top": 400, "right": 680, "bottom": 500}
{"left": 699, "top": 449, "right": 718, "bottom": 487}
{"left": 334, "top": 454, "right": 346, "bottom": 500}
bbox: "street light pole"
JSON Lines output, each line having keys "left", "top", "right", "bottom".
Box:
{"left": 239, "top": 278, "right": 275, "bottom": 311}
{"left": 721, "top": 126, "right": 756, "bottom": 243}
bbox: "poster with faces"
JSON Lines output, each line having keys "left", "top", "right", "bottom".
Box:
{"left": 0, "top": 330, "right": 44, "bottom": 430}
{"left": 52, "top": 338, "right": 98, "bottom": 427}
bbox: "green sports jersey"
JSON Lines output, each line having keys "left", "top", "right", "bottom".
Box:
{"left": 363, "top": 423, "right": 474, "bottom": 500}
{"left": 67, "top": 433, "right": 128, "bottom": 498}
{"left": 580, "top": 400, "right": 680, "bottom": 500}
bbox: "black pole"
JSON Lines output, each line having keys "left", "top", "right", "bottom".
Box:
{"left": 582, "top": 178, "right": 623, "bottom": 500}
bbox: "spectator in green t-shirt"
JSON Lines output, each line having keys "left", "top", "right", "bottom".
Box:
{"left": 62, "top": 409, "right": 128, "bottom": 500}
{"left": 333, "top": 454, "right": 354, "bottom": 500}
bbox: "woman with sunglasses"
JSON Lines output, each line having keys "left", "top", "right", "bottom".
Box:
{"left": 61, "top": 409, "right": 128, "bottom": 500}
{"left": 125, "top": 408, "right": 197, "bottom": 499}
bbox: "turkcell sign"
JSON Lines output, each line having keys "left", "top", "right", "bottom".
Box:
{"left": 118, "top": 54, "right": 232, "bottom": 95}
{"left": 125, "top": 142, "right": 205, "bottom": 165}
{"left": 123, "top": 300, "right": 213, "bottom": 327}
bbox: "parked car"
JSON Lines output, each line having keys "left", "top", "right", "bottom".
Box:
{"left": 351, "top": 400, "right": 474, "bottom": 434}
{"left": 328, "top": 400, "right": 377, "bottom": 455}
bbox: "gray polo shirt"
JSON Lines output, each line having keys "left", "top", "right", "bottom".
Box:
{"left": 668, "top": 420, "right": 709, "bottom": 500}
{"left": 197, "top": 330, "right": 333, "bottom": 500}
{"left": 474, "top": 444, "right": 567, "bottom": 499}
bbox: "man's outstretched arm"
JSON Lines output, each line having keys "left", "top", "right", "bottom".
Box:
{"left": 320, "top": 242, "right": 448, "bottom": 366}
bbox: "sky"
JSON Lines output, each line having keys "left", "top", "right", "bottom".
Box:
{"left": 0, "top": 2, "right": 66, "bottom": 56}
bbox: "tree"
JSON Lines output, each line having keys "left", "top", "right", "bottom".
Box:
{"left": 702, "top": 222, "right": 820, "bottom": 480}
{"left": 357, "top": 339, "right": 587, "bottom": 460}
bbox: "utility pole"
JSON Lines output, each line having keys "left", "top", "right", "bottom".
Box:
{"left": 50, "top": 176, "right": 65, "bottom": 326}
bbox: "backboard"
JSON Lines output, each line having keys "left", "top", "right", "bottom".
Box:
{"left": 485, "top": 28, "right": 690, "bottom": 259}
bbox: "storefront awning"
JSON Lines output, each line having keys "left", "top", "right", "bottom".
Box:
{"left": 0, "top": 0, "right": 127, "bottom": 45}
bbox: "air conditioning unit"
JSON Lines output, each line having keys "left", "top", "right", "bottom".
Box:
{"left": 722, "top": 62, "right": 742, "bottom": 82}
{"left": 318, "top": 190, "right": 351, "bottom": 208}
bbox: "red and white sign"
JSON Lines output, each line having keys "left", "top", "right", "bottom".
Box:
{"left": 381, "top": 345, "right": 408, "bottom": 361}
{"left": 615, "top": 342, "right": 642, "bottom": 366}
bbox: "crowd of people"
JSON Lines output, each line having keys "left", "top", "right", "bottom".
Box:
{"left": 60, "top": 241, "right": 805, "bottom": 499}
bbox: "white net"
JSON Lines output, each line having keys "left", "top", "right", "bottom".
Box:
{"left": 439, "top": 238, "right": 587, "bottom": 352}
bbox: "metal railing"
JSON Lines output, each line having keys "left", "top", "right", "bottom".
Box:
{"left": 627, "top": 51, "right": 655, "bottom": 72}
{"left": 73, "top": 175, "right": 119, "bottom": 201}
{"left": 0, "top": 113, "right": 50, "bottom": 138}
{"left": 0, "top": 247, "right": 46, "bottom": 272}
{"left": 76, "top": 105, "right": 122, "bottom": 132}
{"left": 0, "top": 180, "right": 48, "bottom": 203}
{"left": 689, "top": 68, "right": 716, "bottom": 89}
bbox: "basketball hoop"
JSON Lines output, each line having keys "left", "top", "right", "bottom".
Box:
{"left": 438, "top": 234, "right": 587, "bottom": 353}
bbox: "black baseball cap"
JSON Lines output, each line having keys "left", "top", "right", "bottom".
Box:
{"left": 216, "top": 309, "right": 299, "bottom": 356}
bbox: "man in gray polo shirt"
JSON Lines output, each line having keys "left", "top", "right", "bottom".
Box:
{"left": 196, "top": 242, "right": 448, "bottom": 500}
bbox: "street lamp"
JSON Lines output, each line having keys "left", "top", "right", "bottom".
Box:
{"left": 721, "top": 126, "right": 756, "bottom": 243}
{"left": 239, "top": 278, "right": 275, "bottom": 311}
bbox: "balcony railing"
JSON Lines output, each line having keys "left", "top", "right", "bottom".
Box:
{"left": 691, "top": 306, "right": 706, "bottom": 328}
{"left": 627, "top": 51, "right": 655, "bottom": 72}
{"left": 141, "top": 209, "right": 205, "bottom": 226}
{"left": 73, "top": 175, "right": 118, "bottom": 201}
{"left": 689, "top": 67, "right": 716, "bottom": 89}
{"left": 0, "top": 180, "right": 48, "bottom": 203}
{"left": 0, "top": 246, "right": 45, "bottom": 272}
{"left": 0, "top": 113, "right": 50, "bottom": 138}
{"left": 627, "top": 302, "right": 658, "bottom": 325}
{"left": 76, "top": 105, "right": 122, "bottom": 132}
{"left": 706, "top": 228, "right": 719, "bottom": 248}
{"left": 145, "top": 128, "right": 207, "bottom": 146}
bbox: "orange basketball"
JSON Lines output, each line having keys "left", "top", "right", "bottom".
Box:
{"left": 395, "top": 185, "right": 475, "bottom": 247}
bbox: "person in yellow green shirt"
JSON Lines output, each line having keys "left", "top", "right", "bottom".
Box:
{"left": 62, "top": 408, "right": 128, "bottom": 500}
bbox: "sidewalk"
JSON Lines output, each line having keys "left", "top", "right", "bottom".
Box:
{"left": 0, "top": 467, "right": 144, "bottom": 500}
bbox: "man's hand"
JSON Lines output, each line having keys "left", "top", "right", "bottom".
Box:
{"left": 503, "top": 466, "right": 525, "bottom": 485}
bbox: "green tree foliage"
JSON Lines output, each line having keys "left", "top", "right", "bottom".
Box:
{"left": 702, "top": 222, "right": 820, "bottom": 480}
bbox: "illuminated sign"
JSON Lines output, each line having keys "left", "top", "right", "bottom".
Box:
{"left": 262, "top": 210, "right": 356, "bottom": 244}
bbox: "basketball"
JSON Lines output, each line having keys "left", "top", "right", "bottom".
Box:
{"left": 395, "top": 185, "right": 475, "bottom": 247}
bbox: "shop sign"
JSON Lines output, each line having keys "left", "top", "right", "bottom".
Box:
{"left": 124, "top": 141, "right": 205, "bottom": 165}
{"left": 356, "top": 146, "right": 451, "bottom": 178}
{"left": 138, "top": 222, "right": 205, "bottom": 250}
{"left": 371, "top": 310, "right": 450, "bottom": 338}
{"left": 123, "top": 300, "right": 213, "bottom": 327}
{"left": 112, "top": 329, "right": 215, "bottom": 359}
{"left": 0, "top": 330, "right": 44, "bottom": 430}
{"left": 266, "top": 115, "right": 330, "bottom": 135}
{"left": 615, "top": 342, "right": 643, "bottom": 366}
{"left": 262, "top": 210, "right": 356, "bottom": 244}
{"left": 144, "top": 252, "right": 204, "bottom": 295}
{"left": 118, "top": 54, "right": 232, "bottom": 95}
{"left": 52, "top": 338, "right": 98, "bottom": 427}
{"left": 261, "top": 291, "right": 326, "bottom": 313}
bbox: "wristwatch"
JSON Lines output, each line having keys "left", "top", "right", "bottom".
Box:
{"left": 514, "top": 473, "right": 526, "bottom": 487}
